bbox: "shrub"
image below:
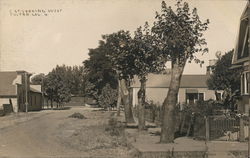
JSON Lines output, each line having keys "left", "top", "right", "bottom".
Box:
{"left": 98, "top": 84, "right": 118, "bottom": 109}
{"left": 69, "top": 112, "right": 87, "bottom": 119}
{"left": 105, "top": 117, "right": 124, "bottom": 136}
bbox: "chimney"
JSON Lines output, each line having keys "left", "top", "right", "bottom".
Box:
{"left": 206, "top": 59, "right": 217, "bottom": 75}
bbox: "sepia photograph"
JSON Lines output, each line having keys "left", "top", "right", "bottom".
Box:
{"left": 0, "top": 0, "right": 249, "bottom": 157}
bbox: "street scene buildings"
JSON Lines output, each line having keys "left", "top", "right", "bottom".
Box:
{"left": 0, "top": 0, "right": 249, "bottom": 158}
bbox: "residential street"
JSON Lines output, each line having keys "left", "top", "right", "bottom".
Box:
{"left": 0, "top": 106, "right": 130, "bottom": 158}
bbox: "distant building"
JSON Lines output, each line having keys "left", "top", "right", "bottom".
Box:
{"left": 29, "top": 85, "right": 43, "bottom": 111}
{"left": 231, "top": 2, "right": 250, "bottom": 115}
{"left": 130, "top": 73, "right": 222, "bottom": 108}
{"left": 0, "top": 71, "right": 42, "bottom": 114}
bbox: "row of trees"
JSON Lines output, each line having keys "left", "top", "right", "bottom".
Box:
{"left": 83, "top": 0, "right": 209, "bottom": 143}
{"left": 31, "top": 65, "right": 85, "bottom": 108}
{"left": 31, "top": 0, "right": 241, "bottom": 144}
{"left": 31, "top": 0, "right": 240, "bottom": 144}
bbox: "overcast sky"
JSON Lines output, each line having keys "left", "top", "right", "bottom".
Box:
{"left": 0, "top": 0, "right": 247, "bottom": 75}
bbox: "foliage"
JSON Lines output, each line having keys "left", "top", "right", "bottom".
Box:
{"left": 105, "top": 117, "right": 124, "bottom": 136}
{"left": 66, "top": 66, "right": 86, "bottom": 95}
{"left": 84, "top": 80, "right": 98, "bottom": 100}
{"left": 31, "top": 73, "right": 45, "bottom": 85}
{"left": 132, "top": 23, "right": 166, "bottom": 130}
{"left": 131, "top": 22, "right": 166, "bottom": 78}
{"left": 207, "top": 50, "right": 242, "bottom": 111}
{"left": 102, "top": 30, "right": 136, "bottom": 121}
{"left": 42, "top": 65, "right": 86, "bottom": 106}
{"left": 69, "top": 112, "right": 87, "bottom": 119}
{"left": 83, "top": 42, "right": 118, "bottom": 102}
{"left": 44, "top": 65, "right": 86, "bottom": 105}
{"left": 207, "top": 50, "right": 241, "bottom": 92}
{"left": 151, "top": 0, "right": 209, "bottom": 142}
{"left": 103, "top": 30, "right": 135, "bottom": 80}
{"left": 152, "top": 0, "right": 209, "bottom": 65}
{"left": 44, "top": 65, "right": 71, "bottom": 105}
{"left": 98, "top": 84, "right": 118, "bottom": 109}
{"left": 181, "top": 100, "right": 222, "bottom": 116}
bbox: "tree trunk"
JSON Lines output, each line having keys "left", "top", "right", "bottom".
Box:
{"left": 116, "top": 80, "right": 121, "bottom": 116}
{"left": 120, "top": 79, "right": 135, "bottom": 123}
{"left": 47, "top": 99, "right": 49, "bottom": 109}
{"left": 138, "top": 76, "right": 146, "bottom": 131}
{"left": 50, "top": 99, "right": 53, "bottom": 109}
{"left": 160, "top": 61, "right": 185, "bottom": 143}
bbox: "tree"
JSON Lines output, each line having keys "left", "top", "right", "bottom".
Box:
{"left": 207, "top": 49, "right": 242, "bottom": 111}
{"left": 83, "top": 41, "right": 118, "bottom": 105}
{"left": 130, "top": 23, "right": 165, "bottom": 130}
{"left": 44, "top": 65, "right": 72, "bottom": 108}
{"left": 66, "top": 65, "right": 86, "bottom": 95}
{"left": 102, "top": 30, "right": 136, "bottom": 123}
{"left": 98, "top": 84, "right": 118, "bottom": 109}
{"left": 31, "top": 73, "right": 45, "bottom": 85}
{"left": 152, "top": 0, "right": 209, "bottom": 143}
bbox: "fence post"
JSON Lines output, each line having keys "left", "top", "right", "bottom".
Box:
{"left": 205, "top": 116, "right": 210, "bottom": 141}
{"left": 239, "top": 117, "right": 245, "bottom": 142}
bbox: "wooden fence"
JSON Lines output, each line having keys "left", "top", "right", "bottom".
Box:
{"left": 133, "top": 106, "right": 248, "bottom": 141}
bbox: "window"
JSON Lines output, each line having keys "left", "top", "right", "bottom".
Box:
{"left": 198, "top": 93, "right": 204, "bottom": 101}
{"left": 215, "top": 92, "right": 222, "bottom": 100}
{"left": 186, "top": 92, "right": 204, "bottom": 104}
{"left": 241, "top": 72, "right": 249, "bottom": 95}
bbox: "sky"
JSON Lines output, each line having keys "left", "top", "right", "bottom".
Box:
{"left": 0, "top": 0, "right": 248, "bottom": 75}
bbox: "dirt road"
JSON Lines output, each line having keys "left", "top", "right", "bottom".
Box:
{"left": 0, "top": 107, "right": 130, "bottom": 158}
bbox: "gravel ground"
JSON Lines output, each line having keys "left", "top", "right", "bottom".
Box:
{"left": 0, "top": 107, "right": 131, "bottom": 158}
{"left": 56, "top": 110, "right": 130, "bottom": 157}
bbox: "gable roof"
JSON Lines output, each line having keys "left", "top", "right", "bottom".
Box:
{"left": 0, "top": 71, "right": 18, "bottom": 96}
{"left": 131, "top": 74, "right": 209, "bottom": 88}
{"left": 232, "top": 2, "right": 249, "bottom": 65}
{"left": 30, "top": 85, "right": 42, "bottom": 93}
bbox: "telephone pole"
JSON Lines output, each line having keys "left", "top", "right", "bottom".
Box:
{"left": 25, "top": 72, "right": 28, "bottom": 113}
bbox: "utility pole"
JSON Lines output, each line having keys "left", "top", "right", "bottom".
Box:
{"left": 25, "top": 72, "right": 28, "bottom": 113}
{"left": 41, "top": 77, "right": 44, "bottom": 109}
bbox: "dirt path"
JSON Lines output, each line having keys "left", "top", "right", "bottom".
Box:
{"left": 0, "top": 107, "right": 130, "bottom": 158}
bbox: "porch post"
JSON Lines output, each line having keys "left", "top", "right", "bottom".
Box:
{"left": 205, "top": 116, "right": 210, "bottom": 141}
{"left": 248, "top": 3, "right": 250, "bottom": 156}
{"left": 239, "top": 117, "right": 245, "bottom": 142}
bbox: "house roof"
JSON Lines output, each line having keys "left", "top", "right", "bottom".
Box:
{"left": 232, "top": 2, "right": 249, "bottom": 65}
{"left": 0, "top": 71, "right": 18, "bottom": 96}
{"left": 30, "top": 85, "right": 42, "bottom": 93}
{"left": 131, "top": 74, "right": 209, "bottom": 88}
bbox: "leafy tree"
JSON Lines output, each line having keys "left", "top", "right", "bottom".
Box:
{"left": 44, "top": 72, "right": 56, "bottom": 108}
{"left": 44, "top": 65, "right": 72, "bottom": 108}
{"left": 98, "top": 84, "right": 118, "bottom": 109}
{"left": 102, "top": 30, "right": 136, "bottom": 123}
{"left": 84, "top": 80, "right": 98, "bottom": 101}
{"left": 152, "top": 0, "right": 209, "bottom": 143}
{"left": 130, "top": 23, "right": 165, "bottom": 130}
{"left": 83, "top": 42, "right": 118, "bottom": 104}
{"left": 207, "top": 49, "right": 242, "bottom": 111}
{"left": 39, "top": 65, "right": 86, "bottom": 108}
{"left": 66, "top": 65, "right": 86, "bottom": 95}
{"left": 31, "top": 73, "right": 45, "bottom": 85}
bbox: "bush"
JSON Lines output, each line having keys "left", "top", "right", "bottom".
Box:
{"left": 98, "top": 84, "right": 118, "bottom": 109}
{"left": 69, "top": 112, "right": 87, "bottom": 119}
{"left": 105, "top": 117, "right": 124, "bottom": 136}
{"left": 181, "top": 100, "right": 223, "bottom": 116}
